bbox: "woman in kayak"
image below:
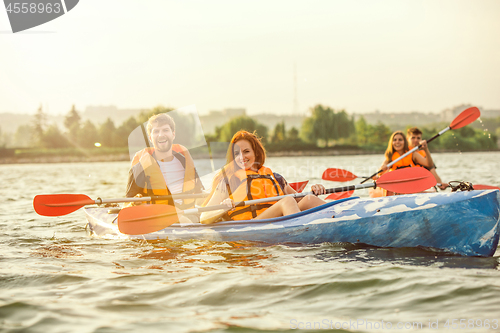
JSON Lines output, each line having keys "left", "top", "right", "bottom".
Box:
{"left": 200, "top": 130, "right": 327, "bottom": 224}
{"left": 376, "top": 130, "right": 434, "bottom": 196}
{"left": 381, "top": 130, "right": 434, "bottom": 172}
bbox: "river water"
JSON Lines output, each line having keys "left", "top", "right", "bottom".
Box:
{"left": 1, "top": 152, "right": 500, "bottom": 332}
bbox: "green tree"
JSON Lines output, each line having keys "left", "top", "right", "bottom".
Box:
{"left": 115, "top": 116, "right": 139, "bottom": 147}
{"left": 0, "top": 127, "right": 6, "bottom": 148}
{"left": 64, "top": 105, "right": 81, "bottom": 131}
{"left": 334, "top": 110, "right": 355, "bottom": 140}
{"left": 301, "top": 105, "right": 355, "bottom": 147}
{"left": 32, "top": 105, "right": 47, "bottom": 147}
{"left": 64, "top": 105, "right": 82, "bottom": 145}
{"left": 311, "top": 104, "right": 334, "bottom": 146}
{"left": 99, "top": 118, "right": 117, "bottom": 147}
{"left": 80, "top": 120, "right": 99, "bottom": 148}
{"left": 272, "top": 121, "right": 286, "bottom": 143}
{"left": 300, "top": 117, "right": 315, "bottom": 144}
{"left": 14, "top": 125, "right": 32, "bottom": 148}
{"left": 41, "top": 124, "right": 69, "bottom": 148}
{"left": 287, "top": 127, "right": 300, "bottom": 142}
{"left": 355, "top": 116, "right": 369, "bottom": 145}
{"left": 371, "top": 122, "right": 392, "bottom": 147}
{"left": 219, "top": 116, "right": 268, "bottom": 143}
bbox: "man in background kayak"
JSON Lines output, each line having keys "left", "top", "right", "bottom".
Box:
{"left": 125, "top": 113, "right": 204, "bottom": 215}
{"left": 407, "top": 127, "right": 448, "bottom": 190}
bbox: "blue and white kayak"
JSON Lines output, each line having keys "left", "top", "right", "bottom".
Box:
{"left": 84, "top": 190, "right": 500, "bottom": 257}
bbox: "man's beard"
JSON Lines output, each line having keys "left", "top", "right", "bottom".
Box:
{"left": 155, "top": 139, "right": 173, "bottom": 152}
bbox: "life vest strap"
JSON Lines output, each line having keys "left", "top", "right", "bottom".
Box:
{"left": 227, "top": 203, "right": 274, "bottom": 220}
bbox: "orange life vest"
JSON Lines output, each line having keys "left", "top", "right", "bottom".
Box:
{"left": 226, "top": 166, "right": 285, "bottom": 220}
{"left": 409, "top": 146, "right": 426, "bottom": 167}
{"left": 130, "top": 144, "right": 197, "bottom": 208}
{"left": 383, "top": 151, "right": 416, "bottom": 197}
{"left": 389, "top": 151, "right": 416, "bottom": 172}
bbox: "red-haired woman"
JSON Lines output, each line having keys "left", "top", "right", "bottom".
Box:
{"left": 200, "top": 131, "right": 326, "bottom": 224}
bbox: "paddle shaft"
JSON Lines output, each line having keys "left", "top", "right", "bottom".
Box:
{"left": 177, "top": 184, "right": 376, "bottom": 216}
{"left": 360, "top": 126, "right": 450, "bottom": 184}
{"left": 44, "top": 193, "right": 208, "bottom": 207}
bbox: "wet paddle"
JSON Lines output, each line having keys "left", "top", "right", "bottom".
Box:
{"left": 473, "top": 184, "right": 500, "bottom": 191}
{"left": 320, "top": 168, "right": 366, "bottom": 199}
{"left": 117, "top": 167, "right": 436, "bottom": 235}
{"left": 33, "top": 192, "right": 208, "bottom": 217}
{"left": 322, "top": 168, "right": 368, "bottom": 182}
{"left": 360, "top": 106, "right": 481, "bottom": 184}
{"left": 289, "top": 181, "right": 309, "bottom": 193}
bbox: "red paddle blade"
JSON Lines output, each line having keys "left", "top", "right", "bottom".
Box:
{"left": 377, "top": 167, "right": 436, "bottom": 194}
{"left": 326, "top": 191, "right": 355, "bottom": 200}
{"left": 117, "top": 204, "right": 179, "bottom": 235}
{"left": 289, "top": 181, "right": 309, "bottom": 193}
{"left": 33, "top": 194, "right": 94, "bottom": 216}
{"left": 473, "top": 184, "right": 500, "bottom": 191}
{"left": 322, "top": 168, "right": 358, "bottom": 182}
{"left": 450, "top": 107, "right": 480, "bottom": 130}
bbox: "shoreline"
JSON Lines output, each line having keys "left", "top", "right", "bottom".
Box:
{"left": 0, "top": 149, "right": 498, "bottom": 164}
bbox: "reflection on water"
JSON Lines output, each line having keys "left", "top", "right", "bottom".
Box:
{"left": 1, "top": 152, "right": 500, "bottom": 332}
{"left": 314, "top": 244, "right": 500, "bottom": 270}
{"left": 135, "top": 240, "right": 272, "bottom": 268}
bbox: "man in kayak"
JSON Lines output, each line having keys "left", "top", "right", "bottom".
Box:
{"left": 407, "top": 127, "right": 448, "bottom": 190}
{"left": 125, "top": 113, "right": 205, "bottom": 220}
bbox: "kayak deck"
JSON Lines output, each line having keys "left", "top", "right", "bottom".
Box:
{"left": 84, "top": 190, "right": 500, "bottom": 257}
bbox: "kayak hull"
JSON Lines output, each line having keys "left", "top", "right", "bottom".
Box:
{"left": 84, "top": 190, "right": 500, "bottom": 257}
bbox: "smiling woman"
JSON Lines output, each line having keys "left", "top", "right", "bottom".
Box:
{"left": 200, "top": 130, "right": 327, "bottom": 224}
{"left": 381, "top": 131, "right": 434, "bottom": 173}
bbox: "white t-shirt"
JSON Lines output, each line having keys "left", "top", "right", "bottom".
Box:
{"left": 157, "top": 156, "right": 186, "bottom": 204}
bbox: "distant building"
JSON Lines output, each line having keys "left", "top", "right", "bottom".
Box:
{"left": 440, "top": 104, "right": 500, "bottom": 122}
{"left": 223, "top": 108, "right": 246, "bottom": 118}
{"left": 440, "top": 104, "right": 474, "bottom": 122}
{"left": 199, "top": 108, "right": 247, "bottom": 135}
{"left": 353, "top": 111, "right": 440, "bottom": 131}
{"left": 83, "top": 105, "right": 143, "bottom": 125}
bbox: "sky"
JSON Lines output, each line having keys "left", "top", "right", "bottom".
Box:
{"left": 1, "top": 0, "right": 499, "bottom": 116}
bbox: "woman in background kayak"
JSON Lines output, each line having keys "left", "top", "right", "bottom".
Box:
{"left": 375, "top": 130, "right": 434, "bottom": 196}
{"left": 381, "top": 130, "right": 434, "bottom": 172}
{"left": 200, "top": 130, "right": 326, "bottom": 224}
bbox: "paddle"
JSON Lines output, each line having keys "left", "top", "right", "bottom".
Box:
{"left": 323, "top": 168, "right": 498, "bottom": 196}
{"left": 473, "top": 184, "right": 500, "bottom": 191}
{"left": 320, "top": 168, "right": 362, "bottom": 199}
{"left": 322, "top": 168, "right": 368, "bottom": 182}
{"left": 33, "top": 192, "right": 208, "bottom": 217}
{"left": 359, "top": 106, "right": 481, "bottom": 184}
{"left": 289, "top": 181, "right": 309, "bottom": 193}
{"left": 117, "top": 167, "right": 436, "bottom": 235}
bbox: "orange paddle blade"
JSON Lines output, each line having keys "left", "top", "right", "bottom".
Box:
{"left": 34, "top": 194, "right": 94, "bottom": 216}
{"left": 117, "top": 204, "right": 180, "bottom": 235}
{"left": 473, "top": 184, "right": 500, "bottom": 191}
{"left": 322, "top": 168, "right": 359, "bottom": 182}
{"left": 326, "top": 191, "right": 355, "bottom": 200}
{"left": 450, "top": 107, "right": 480, "bottom": 129}
{"left": 289, "top": 181, "right": 309, "bottom": 193}
{"left": 377, "top": 167, "right": 436, "bottom": 194}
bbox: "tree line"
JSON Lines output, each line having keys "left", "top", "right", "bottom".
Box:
{"left": 1, "top": 104, "right": 497, "bottom": 152}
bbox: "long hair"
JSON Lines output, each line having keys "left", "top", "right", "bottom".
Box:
{"left": 384, "top": 131, "right": 409, "bottom": 163}
{"left": 203, "top": 130, "right": 266, "bottom": 205}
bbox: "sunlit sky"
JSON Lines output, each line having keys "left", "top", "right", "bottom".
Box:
{"left": 1, "top": 0, "right": 499, "bottom": 116}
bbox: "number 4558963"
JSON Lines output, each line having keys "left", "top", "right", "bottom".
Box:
{"left": 443, "top": 319, "right": 498, "bottom": 329}
{"left": 6, "top": 2, "right": 62, "bottom": 14}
